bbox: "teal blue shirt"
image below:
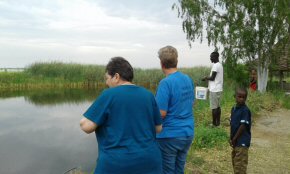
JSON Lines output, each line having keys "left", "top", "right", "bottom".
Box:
{"left": 84, "top": 85, "right": 162, "bottom": 174}
{"left": 155, "top": 71, "right": 195, "bottom": 138}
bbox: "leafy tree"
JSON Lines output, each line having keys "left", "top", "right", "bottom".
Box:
{"left": 173, "top": 0, "right": 290, "bottom": 92}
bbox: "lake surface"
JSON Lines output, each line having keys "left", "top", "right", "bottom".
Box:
{"left": 0, "top": 89, "right": 102, "bottom": 174}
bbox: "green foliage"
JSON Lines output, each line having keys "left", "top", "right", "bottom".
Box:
{"left": 281, "top": 95, "right": 290, "bottom": 109}
{"left": 245, "top": 85, "right": 290, "bottom": 113}
{"left": 0, "top": 72, "right": 29, "bottom": 84}
{"left": 133, "top": 66, "right": 211, "bottom": 85}
{"left": 180, "top": 66, "right": 210, "bottom": 86}
{"left": 192, "top": 124, "right": 228, "bottom": 149}
{"left": 25, "top": 62, "right": 105, "bottom": 82}
{"left": 174, "top": 0, "right": 289, "bottom": 61}
{"left": 0, "top": 62, "right": 213, "bottom": 90}
{"left": 224, "top": 63, "right": 249, "bottom": 87}
{"left": 133, "top": 68, "right": 163, "bottom": 85}
{"left": 173, "top": 0, "right": 290, "bottom": 92}
{"left": 266, "top": 89, "right": 290, "bottom": 109}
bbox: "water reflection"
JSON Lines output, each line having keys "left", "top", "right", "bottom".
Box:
{"left": 0, "top": 88, "right": 105, "bottom": 174}
{"left": 0, "top": 88, "right": 102, "bottom": 105}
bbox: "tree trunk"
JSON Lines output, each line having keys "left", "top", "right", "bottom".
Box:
{"left": 279, "top": 70, "right": 284, "bottom": 88}
{"left": 257, "top": 64, "right": 269, "bottom": 92}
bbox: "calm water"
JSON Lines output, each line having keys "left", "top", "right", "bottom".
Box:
{"left": 0, "top": 89, "right": 103, "bottom": 174}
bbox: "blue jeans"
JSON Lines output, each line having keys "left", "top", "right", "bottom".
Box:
{"left": 157, "top": 136, "right": 193, "bottom": 174}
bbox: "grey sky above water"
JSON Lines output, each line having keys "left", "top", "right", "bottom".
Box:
{"left": 0, "top": 0, "right": 214, "bottom": 69}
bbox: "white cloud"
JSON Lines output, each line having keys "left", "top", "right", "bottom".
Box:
{"left": 0, "top": 0, "right": 214, "bottom": 69}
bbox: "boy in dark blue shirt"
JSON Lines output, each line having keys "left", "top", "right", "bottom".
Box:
{"left": 230, "top": 87, "right": 251, "bottom": 174}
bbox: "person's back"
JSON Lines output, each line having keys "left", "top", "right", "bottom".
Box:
{"left": 88, "top": 85, "right": 162, "bottom": 174}
{"left": 156, "top": 71, "right": 194, "bottom": 138}
{"left": 80, "top": 57, "right": 162, "bottom": 174}
{"left": 155, "top": 45, "right": 195, "bottom": 174}
{"left": 95, "top": 85, "right": 160, "bottom": 153}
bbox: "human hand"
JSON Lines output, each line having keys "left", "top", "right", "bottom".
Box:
{"left": 230, "top": 139, "right": 236, "bottom": 147}
{"left": 229, "top": 139, "right": 233, "bottom": 147}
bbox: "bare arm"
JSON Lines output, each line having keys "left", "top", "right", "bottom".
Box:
{"left": 155, "top": 125, "right": 162, "bottom": 133}
{"left": 80, "top": 117, "right": 98, "bottom": 134}
{"left": 160, "top": 110, "right": 167, "bottom": 119}
{"left": 230, "top": 124, "right": 246, "bottom": 147}
{"left": 202, "top": 71, "right": 217, "bottom": 81}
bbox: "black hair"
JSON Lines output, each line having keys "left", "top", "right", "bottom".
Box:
{"left": 235, "top": 87, "right": 248, "bottom": 98}
{"left": 106, "top": 57, "right": 134, "bottom": 82}
{"left": 210, "top": 52, "right": 219, "bottom": 59}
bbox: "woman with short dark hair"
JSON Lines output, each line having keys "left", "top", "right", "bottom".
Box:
{"left": 80, "top": 57, "right": 162, "bottom": 174}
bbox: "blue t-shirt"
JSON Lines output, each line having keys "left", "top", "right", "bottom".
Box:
{"left": 230, "top": 104, "right": 252, "bottom": 147}
{"left": 155, "top": 71, "right": 195, "bottom": 138}
{"left": 83, "top": 85, "right": 162, "bottom": 174}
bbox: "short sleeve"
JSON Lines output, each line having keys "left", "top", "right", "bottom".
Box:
{"left": 155, "top": 80, "right": 169, "bottom": 111}
{"left": 83, "top": 90, "right": 111, "bottom": 126}
{"left": 211, "top": 63, "right": 218, "bottom": 72}
{"left": 240, "top": 109, "right": 251, "bottom": 125}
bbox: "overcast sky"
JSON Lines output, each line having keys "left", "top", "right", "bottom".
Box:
{"left": 0, "top": 0, "right": 214, "bottom": 69}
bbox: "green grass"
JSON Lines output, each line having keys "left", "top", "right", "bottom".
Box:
{"left": 192, "top": 124, "right": 228, "bottom": 149}
{"left": 268, "top": 89, "right": 290, "bottom": 109}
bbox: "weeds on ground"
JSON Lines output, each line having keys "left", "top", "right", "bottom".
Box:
{"left": 192, "top": 124, "right": 228, "bottom": 149}
{"left": 269, "top": 90, "right": 290, "bottom": 109}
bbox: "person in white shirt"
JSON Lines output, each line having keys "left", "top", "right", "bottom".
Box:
{"left": 202, "top": 52, "right": 223, "bottom": 126}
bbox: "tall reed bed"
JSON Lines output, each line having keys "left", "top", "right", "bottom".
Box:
{"left": 24, "top": 62, "right": 212, "bottom": 85}
{"left": 0, "top": 62, "right": 212, "bottom": 90}
{"left": 0, "top": 72, "right": 30, "bottom": 84}
{"left": 133, "top": 66, "right": 211, "bottom": 90}
{"left": 26, "top": 62, "right": 106, "bottom": 82}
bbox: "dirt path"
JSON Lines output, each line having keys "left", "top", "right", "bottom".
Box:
{"left": 248, "top": 109, "right": 290, "bottom": 174}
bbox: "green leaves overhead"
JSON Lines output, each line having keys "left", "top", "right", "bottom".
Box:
{"left": 173, "top": 0, "right": 289, "bottom": 65}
